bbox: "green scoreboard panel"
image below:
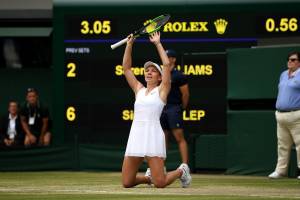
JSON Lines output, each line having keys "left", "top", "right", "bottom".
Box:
{"left": 53, "top": 1, "right": 300, "bottom": 144}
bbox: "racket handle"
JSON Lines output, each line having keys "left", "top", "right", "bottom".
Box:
{"left": 111, "top": 38, "right": 128, "bottom": 50}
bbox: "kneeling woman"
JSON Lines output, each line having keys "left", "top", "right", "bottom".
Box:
{"left": 121, "top": 32, "right": 191, "bottom": 188}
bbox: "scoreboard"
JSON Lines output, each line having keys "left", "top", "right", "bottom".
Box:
{"left": 53, "top": 1, "right": 300, "bottom": 145}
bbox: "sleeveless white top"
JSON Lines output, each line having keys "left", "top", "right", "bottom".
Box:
{"left": 125, "top": 86, "right": 166, "bottom": 158}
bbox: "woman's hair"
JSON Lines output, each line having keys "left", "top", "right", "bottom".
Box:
{"left": 8, "top": 100, "right": 18, "bottom": 106}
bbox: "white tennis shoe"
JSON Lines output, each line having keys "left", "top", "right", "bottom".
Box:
{"left": 268, "top": 171, "right": 285, "bottom": 179}
{"left": 178, "top": 163, "right": 192, "bottom": 188}
{"left": 145, "top": 168, "right": 152, "bottom": 185}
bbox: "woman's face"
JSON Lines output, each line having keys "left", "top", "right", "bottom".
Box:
{"left": 8, "top": 102, "right": 18, "bottom": 115}
{"left": 144, "top": 66, "right": 162, "bottom": 84}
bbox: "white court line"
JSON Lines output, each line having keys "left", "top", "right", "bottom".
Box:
{"left": 0, "top": 186, "right": 300, "bottom": 199}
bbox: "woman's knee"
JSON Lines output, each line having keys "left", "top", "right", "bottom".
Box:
{"left": 122, "top": 180, "right": 135, "bottom": 188}
{"left": 153, "top": 178, "right": 167, "bottom": 188}
{"left": 122, "top": 174, "right": 136, "bottom": 188}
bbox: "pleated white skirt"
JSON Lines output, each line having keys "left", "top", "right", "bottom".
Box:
{"left": 125, "top": 120, "right": 166, "bottom": 159}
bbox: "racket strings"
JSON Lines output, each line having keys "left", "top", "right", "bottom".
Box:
{"left": 145, "top": 22, "right": 158, "bottom": 33}
{"left": 154, "top": 15, "right": 170, "bottom": 27}
{"left": 143, "top": 14, "right": 170, "bottom": 34}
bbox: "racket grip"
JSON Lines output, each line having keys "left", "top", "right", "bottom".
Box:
{"left": 111, "top": 38, "right": 128, "bottom": 50}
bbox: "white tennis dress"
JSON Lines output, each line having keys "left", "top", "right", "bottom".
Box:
{"left": 125, "top": 86, "right": 166, "bottom": 159}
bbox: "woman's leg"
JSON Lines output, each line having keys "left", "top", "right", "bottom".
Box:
{"left": 147, "top": 156, "right": 182, "bottom": 188}
{"left": 122, "top": 156, "right": 150, "bottom": 188}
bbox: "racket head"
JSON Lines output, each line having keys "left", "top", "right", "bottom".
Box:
{"left": 134, "top": 14, "right": 170, "bottom": 37}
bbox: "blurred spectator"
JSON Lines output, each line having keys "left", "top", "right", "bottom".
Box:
{"left": 3, "top": 39, "right": 22, "bottom": 69}
{"left": 0, "top": 100, "right": 25, "bottom": 147}
{"left": 0, "top": 37, "right": 52, "bottom": 69}
{"left": 20, "top": 88, "right": 51, "bottom": 147}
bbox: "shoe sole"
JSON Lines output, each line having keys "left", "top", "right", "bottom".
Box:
{"left": 182, "top": 174, "right": 192, "bottom": 188}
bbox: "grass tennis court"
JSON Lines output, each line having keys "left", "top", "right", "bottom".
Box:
{"left": 0, "top": 172, "right": 299, "bottom": 200}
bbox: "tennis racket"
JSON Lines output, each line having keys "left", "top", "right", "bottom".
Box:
{"left": 110, "top": 14, "right": 170, "bottom": 50}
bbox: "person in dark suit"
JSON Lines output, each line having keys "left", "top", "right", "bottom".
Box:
{"left": 0, "top": 100, "right": 25, "bottom": 147}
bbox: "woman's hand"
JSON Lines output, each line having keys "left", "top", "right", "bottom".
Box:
{"left": 127, "top": 34, "right": 135, "bottom": 45}
{"left": 149, "top": 32, "right": 161, "bottom": 45}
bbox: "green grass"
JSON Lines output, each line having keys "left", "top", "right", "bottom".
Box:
{"left": 0, "top": 172, "right": 299, "bottom": 200}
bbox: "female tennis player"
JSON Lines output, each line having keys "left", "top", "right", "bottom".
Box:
{"left": 121, "top": 32, "right": 191, "bottom": 188}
